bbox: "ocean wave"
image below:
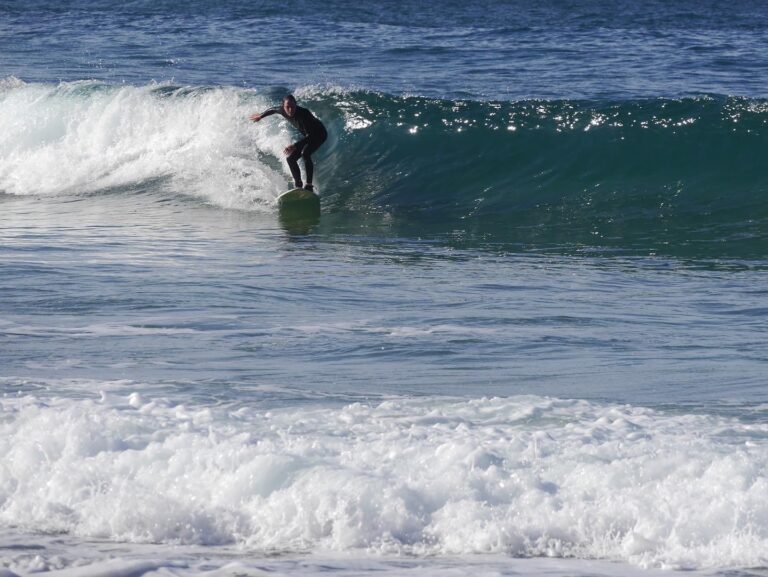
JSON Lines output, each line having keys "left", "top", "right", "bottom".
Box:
{"left": 2, "top": 80, "right": 766, "bottom": 254}
{"left": 321, "top": 89, "right": 768, "bottom": 254}
{"left": 1, "top": 392, "right": 766, "bottom": 570}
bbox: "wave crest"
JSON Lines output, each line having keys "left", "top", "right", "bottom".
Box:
{"left": 2, "top": 81, "right": 766, "bottom": 254}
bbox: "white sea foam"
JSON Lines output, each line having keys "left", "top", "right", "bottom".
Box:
{"left": 0, "top": 393, "right": 766, "bottom": 572}
{"left": 286, "top": 321, "right": 499, "bottom": 338}
{"left": 0, "top": 80, "right": 293, "bottom": 209}
{"left": 0, "top": 538, "right": 711, "bottom": 577}
{"left": 0, "top": 319, "right": 200, "bottom": 338}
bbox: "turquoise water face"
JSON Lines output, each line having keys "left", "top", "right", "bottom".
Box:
{"left": 3, "top": 82, "right": 767, "bottom": 260}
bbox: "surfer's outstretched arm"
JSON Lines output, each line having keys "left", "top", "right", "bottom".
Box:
{"left": 249, "top": 107, "right": 280, "bottom": 122}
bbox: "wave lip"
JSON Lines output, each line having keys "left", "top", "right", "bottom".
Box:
{"left": 1, "top": 393, "right": 766, "bottom": 570}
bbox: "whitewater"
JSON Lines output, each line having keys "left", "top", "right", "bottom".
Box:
{"left": 2, "top": 392, "right": 768, "bottom": 571}
{"left": 2, "top": 1, "right": 768, "bottom": 576}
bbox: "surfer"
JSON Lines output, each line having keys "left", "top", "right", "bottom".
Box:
{"left": 250, "top": 95, "right": 327, "bottom": 191}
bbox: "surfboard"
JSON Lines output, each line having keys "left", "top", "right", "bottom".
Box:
{"left": 276, "top": 187, "right": 320, "bottom": 207}
{"left": 275, "top": 188, "right": 320, "bottom": 223}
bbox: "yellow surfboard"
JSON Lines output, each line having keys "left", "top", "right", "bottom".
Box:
{"left": 276, "top": 187, "right": 320, "bottom": 212}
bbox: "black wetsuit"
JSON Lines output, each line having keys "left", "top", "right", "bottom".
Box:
{"left": 260, "top": 105, "right": 327, "bottom": 187}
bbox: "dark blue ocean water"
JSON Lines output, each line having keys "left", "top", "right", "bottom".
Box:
{"left": 1, "top": 2, "right": 768, "bottom": 576}
{"left": 4, "top": 0, "right": 768, "bottom": 99}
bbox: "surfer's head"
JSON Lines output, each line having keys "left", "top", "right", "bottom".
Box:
{"left": 282, "top": 94, "right": 297, "bottom": 118}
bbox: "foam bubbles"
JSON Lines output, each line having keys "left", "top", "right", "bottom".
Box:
{"left": 0, "top": 81, "right": 291, "bottom": 209}
{"left": 0, "top": 393, "right": 766, "bottom": 571}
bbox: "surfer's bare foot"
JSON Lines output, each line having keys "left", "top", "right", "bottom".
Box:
{"left": 304, "top": 184, "right": 314, "bottom": 191}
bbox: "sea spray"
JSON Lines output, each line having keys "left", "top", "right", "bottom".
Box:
{"left": 0, "top": 80, "right": 286, "bottom": 209}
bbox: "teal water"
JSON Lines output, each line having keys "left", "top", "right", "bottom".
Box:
{"left": 3, "top": 82, "right": 767, "bottom": 257}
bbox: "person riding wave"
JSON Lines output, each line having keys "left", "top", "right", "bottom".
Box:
{"left": 250, "top": 94, "right": 327, "bottom": 192}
